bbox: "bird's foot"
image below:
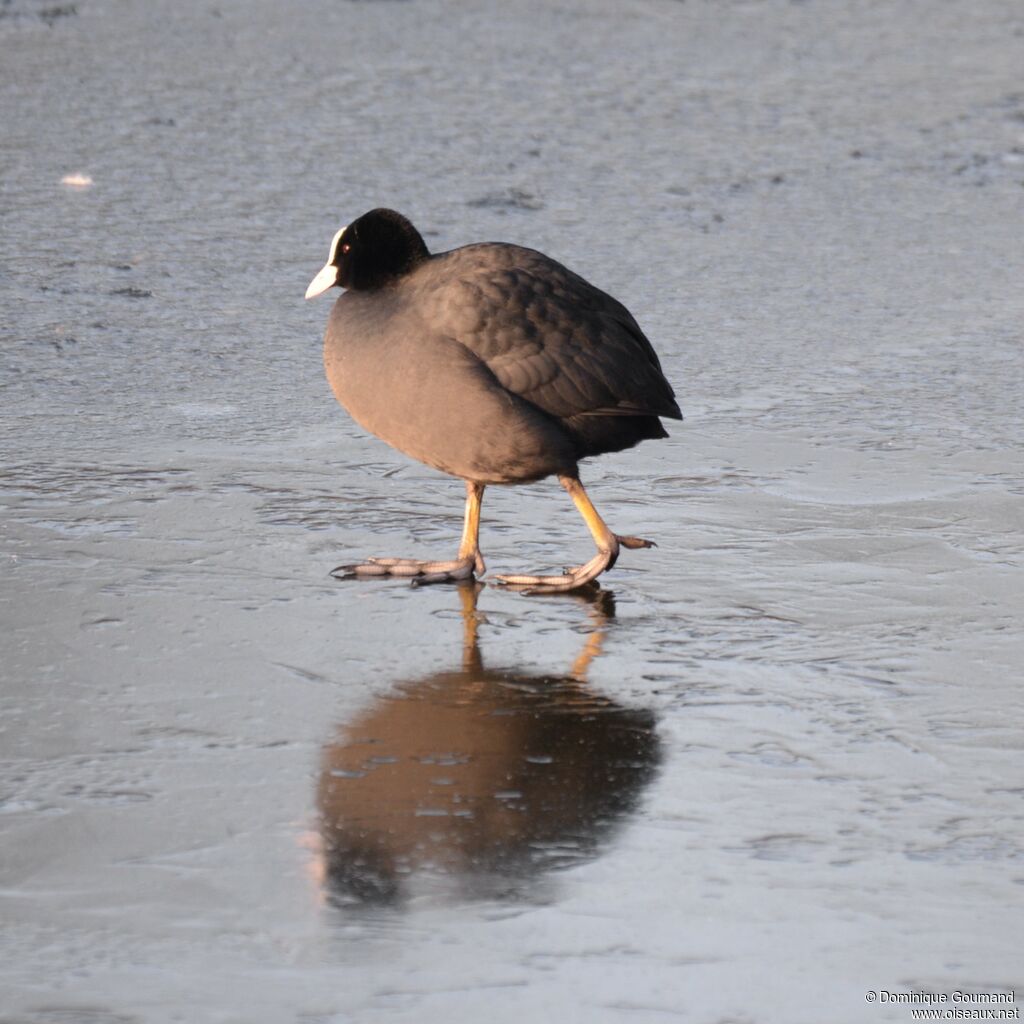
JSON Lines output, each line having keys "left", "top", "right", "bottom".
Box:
{"left": 330, "top": 552, "right": 484, "bottom": 586}
{"left": 493, "top": 549, "right": 616, "bottom": 595}
{"left": 492, "top": 534, "right": 655, "bottom": 595}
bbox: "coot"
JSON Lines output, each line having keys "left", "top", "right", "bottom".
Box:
{"left": 306, "top": 208, "right": 681, "bottom": 593}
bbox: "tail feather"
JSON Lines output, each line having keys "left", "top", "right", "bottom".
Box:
{"left": 565, "top": 413, "right": 672, "bottom": 458}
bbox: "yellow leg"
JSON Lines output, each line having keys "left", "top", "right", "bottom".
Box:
{"left": 493, "top": 475, "right": 655, "bottom": 594}
{"left": 562, "top": 475, "right": 619, "bottom": 566}
{"left": 457, "top": 481, "right": 486, "bottom": 574}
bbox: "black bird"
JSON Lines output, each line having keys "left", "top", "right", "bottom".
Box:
{"left": 306, "top": 208, "right": 681, "bottom": 593}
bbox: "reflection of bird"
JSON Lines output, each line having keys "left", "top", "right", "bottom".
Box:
{"left": 315, "top": 584, "right": 661, "bottom": 907}
{"left": 306, "top": 208, "right": 681, "bottom": 592}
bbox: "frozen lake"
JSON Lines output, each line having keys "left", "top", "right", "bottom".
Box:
{"left": 1, "top": 0, "right": 1022, "bottom": 1021}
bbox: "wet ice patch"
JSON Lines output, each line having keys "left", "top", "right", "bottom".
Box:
{"left": 467, "top": 187, "right": 545, "bottom": 211}
{"left": 30, "top": 517, "right": 137, "bottom": 537}
{"left": 3, "top": 1009, "right": 139, "bottom": 1024}
{"left": 172, "top": 403, "right": 238, "bottom": 419}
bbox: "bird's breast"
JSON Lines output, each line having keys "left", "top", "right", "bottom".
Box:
{"left": 321, "top": 297, "right": 576, "bottom": 484}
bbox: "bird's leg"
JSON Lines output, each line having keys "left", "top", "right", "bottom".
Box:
{"left": 330, "top": 481, "right": 486, "bottom": 585}
{"left": 493, "top": 475, "right": 655, "bottom": 594}
{"left": 456, "top": 479, "right": 487, "bottom": 576}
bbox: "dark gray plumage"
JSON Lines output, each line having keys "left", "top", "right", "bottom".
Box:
{"left": 306, "top": 208, "right": 681, "bottom": 592}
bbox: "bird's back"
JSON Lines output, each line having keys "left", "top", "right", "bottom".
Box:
{"left": 413, "top": 243, "right": 681, "bottom": 445}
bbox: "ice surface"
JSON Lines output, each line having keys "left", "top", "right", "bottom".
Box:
{"left": 1, "top": 0, "right": 1022, "bottom": 1021}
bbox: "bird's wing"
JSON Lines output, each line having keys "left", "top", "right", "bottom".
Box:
{"left": 425, "top": 249, "right": 682, "bottom": 423}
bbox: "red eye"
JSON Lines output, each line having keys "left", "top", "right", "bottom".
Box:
{"left": 342, "top": 243, "right": 351, "bottom": 254}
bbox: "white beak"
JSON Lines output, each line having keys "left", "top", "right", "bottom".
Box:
{"left": 305, "top": 262, "right": 339, "bottom": 300}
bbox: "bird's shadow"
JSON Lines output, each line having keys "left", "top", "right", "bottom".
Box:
{"left": 312, "top": 582, "right": 662, "bottom": 910}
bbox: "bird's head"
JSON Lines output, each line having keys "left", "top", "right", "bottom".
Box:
{"left": 305, "top": 208, "right": 430, "bottom": 298}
